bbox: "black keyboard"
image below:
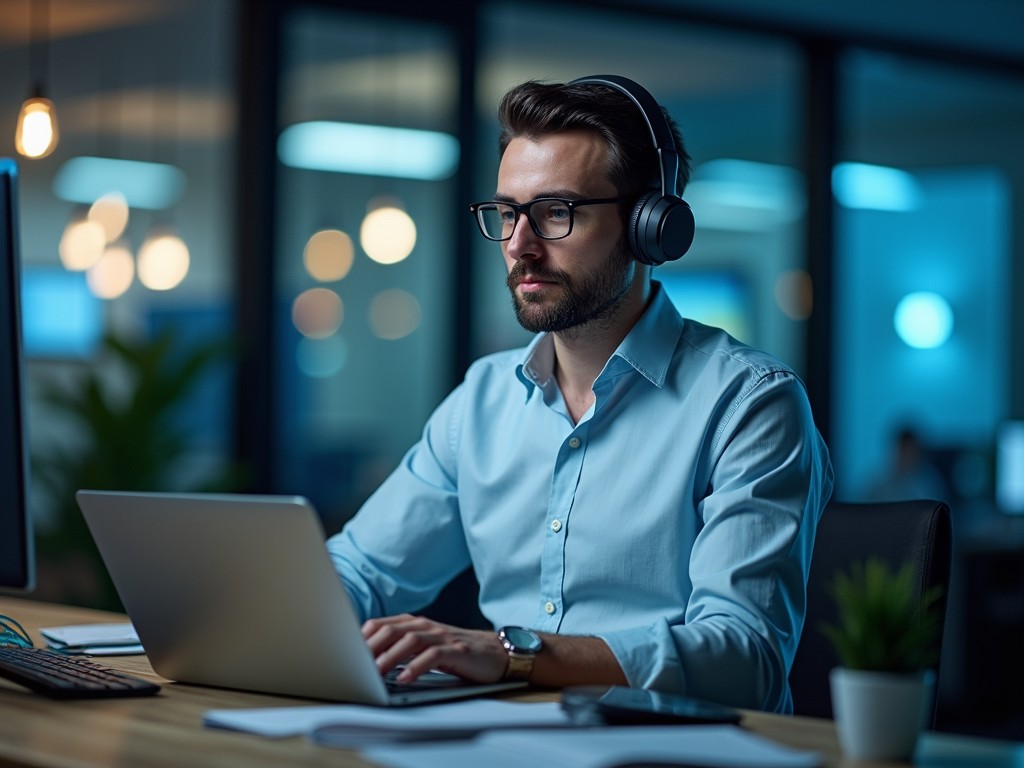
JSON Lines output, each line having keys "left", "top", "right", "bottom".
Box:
{"left": 0, "top": 645, "right": 161, "bottom": 699}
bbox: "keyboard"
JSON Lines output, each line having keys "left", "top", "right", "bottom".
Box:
{"left": 0, "top": 645, "right": 161, "bottom": 699}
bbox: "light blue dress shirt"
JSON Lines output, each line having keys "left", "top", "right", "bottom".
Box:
{"left": 327, "top": 282, "right": 834, "bottom": 713}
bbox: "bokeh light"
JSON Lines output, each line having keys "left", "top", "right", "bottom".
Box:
{"left": 292, "top": 287, "right": 344, "bottom": 339}
{"left": 88, "top": 192, "right": 130, "bottom": 243}
{"left": 369, "top": 289, "right": 422, "bottom": 340}
{"left": 894, "top": 291, "right": 954, "bottom": 349}
{"left": 295, "top": 336, "right": 348, "bottom": 378}
{"left": 774, "top": 269, "right": 813, "bottom": 321}
{"left": 59, "top": 218, "right": 106, "bottom": 271}
{"left": 138, "top": 232, "right": 190, "bottom": 290}
{"left": 86, "top": 243, "right": 135, "bottom": 299}
{"left": 304, "top": 228, "right": 355, "bottom": 282}
{"left": 360, "top": 204, "right": 416, "bottom": 265}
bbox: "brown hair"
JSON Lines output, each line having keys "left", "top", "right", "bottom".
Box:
{"left": 496, "top": 80, "right": 691, "bottom": 200}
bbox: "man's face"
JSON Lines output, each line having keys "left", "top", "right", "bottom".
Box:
{"left": 496, "top": 130, "right": 636, "bottom": 335}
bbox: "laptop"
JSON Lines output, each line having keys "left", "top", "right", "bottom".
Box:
{"left": 75, "top": 490, "right": 524, "bottom": 705}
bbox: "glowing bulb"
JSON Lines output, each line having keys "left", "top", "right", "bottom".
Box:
{"left": 15, "top": 97, "right": 59, "bottom": 159}
{"left": 360, "top": 205, "right": 416, "bottom": 265}
{"left": 59, "top": 218, "right": 106, "bottom": 270}
{"left": 138, "top": 232, "right": 190, "bottom": 290}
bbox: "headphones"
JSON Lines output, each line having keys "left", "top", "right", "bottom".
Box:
{"left": 570, "top": 75, "right": 695, "bottom": 266}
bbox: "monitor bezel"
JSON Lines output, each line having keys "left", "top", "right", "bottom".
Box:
{"left": 0, "top": 157, "right": 35, "bottom": 593}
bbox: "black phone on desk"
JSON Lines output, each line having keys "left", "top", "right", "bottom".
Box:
{"left": 561, "top": 685, "right": 742, "bottom": 726}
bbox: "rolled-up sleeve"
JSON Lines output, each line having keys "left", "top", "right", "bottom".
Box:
{"left": 600, "top": 371, "right": 833, "bottom": 713}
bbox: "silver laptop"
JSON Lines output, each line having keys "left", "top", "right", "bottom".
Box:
{"left": 75, "top": 490, "right": 523, "bottom": 705}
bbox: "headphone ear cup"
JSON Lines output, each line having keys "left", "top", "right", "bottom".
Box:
{"left": 628, "top": 194, "right": 695, "bottom": 266}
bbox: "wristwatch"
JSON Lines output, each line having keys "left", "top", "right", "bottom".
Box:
{"left": 497, "top": 626, "right": 543, "bottom": 681}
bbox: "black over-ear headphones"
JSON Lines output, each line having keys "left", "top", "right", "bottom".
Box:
{"left": 570, "top": 75, "right": 695, "bottom": 266}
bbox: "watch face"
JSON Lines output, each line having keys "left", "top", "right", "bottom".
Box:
{"left": 502, "top": 626, "right": 542, "bottom": 654}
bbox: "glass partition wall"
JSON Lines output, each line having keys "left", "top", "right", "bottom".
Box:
{"left": 274, "top": 9, "right": 459, "bottom": 532}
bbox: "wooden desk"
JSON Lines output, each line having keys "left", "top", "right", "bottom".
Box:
{"left": 0, "top": 596, "right": 897, "bottom": 768}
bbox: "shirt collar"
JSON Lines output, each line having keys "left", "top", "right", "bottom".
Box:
{"left": 515, "top": 281, "right": 684, "bottom": 394}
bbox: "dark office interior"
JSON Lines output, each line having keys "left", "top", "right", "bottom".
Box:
{"left": 2, "top": 0, "right": 1023, "bottom": 739}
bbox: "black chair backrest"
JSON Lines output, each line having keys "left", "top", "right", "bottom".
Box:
{"left": 789, "top": 499, "right": 953, "bottom": 720}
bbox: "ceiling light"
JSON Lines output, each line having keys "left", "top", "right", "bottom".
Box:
{"left": 833, "top": 162, "right": 922, "bottom": 211}
{"left": 53, "top": 156, "right": 186, "bottom": 209}
{"left": 15, "top": 0, "right": 59, "bottom": 159}
{"left": 278, "top": 121, "right": 459, "bottom": 181}
{"left": 15, "top": 95, "right": 59, "bottom": 159}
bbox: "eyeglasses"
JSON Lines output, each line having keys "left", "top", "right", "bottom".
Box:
{"left": 469, "top": 197, "right": 629, "bottom": 242}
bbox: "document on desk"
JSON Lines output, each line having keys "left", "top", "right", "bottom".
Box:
{"left": 203, "top": 699, "right": 571, "bottom": 741}
{"left": 39, "top": 623, "right": 145, "bottom": 655}
{"left": 362, "top": 725, "right": 823, "bottom": 768}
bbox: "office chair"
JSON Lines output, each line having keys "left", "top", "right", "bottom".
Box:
{"left": 789, "top": 499, "right": 953, "bottom": 722}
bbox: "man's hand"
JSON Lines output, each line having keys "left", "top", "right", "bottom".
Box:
{"left": 361, "top": 614, "right": 508, "bottom": 684}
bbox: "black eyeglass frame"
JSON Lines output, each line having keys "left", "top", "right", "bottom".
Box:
{"left": 469, "top": 196, "right": 630, "bottom": 242}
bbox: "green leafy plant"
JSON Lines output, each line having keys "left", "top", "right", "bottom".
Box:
{"left": 820, "top": 558, "right": 943, "bottom": 673}
{"left": 32, "top": 328, "right": 246, "bottom": 609}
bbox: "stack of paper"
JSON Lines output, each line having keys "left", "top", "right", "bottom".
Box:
{"left": 40, "top": 623, "right": 144, "bottom": 656}
{"left": 203, "top": 700, "right": 822, "bottom": 766}
{"left": 362, "top": 725, "right": 822, "bottom": 768}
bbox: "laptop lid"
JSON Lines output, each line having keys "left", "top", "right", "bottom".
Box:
{"left": 75, "top": 490, "right": 520, "bottom": 705}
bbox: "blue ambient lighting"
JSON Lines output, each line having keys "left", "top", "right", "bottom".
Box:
{"left": 278, "top": 121, "right": 459, "bottom": 181}
{"left": 893, "top": 291, "right": 954, "bottom": 349}
{"left": 53, "top": 156, "right": 186, "bottom": 209}
{"left": 833, "top": 162, "right": 922, "bottom": 211}
{"left": 21, "top": 269, "right": 103, "bottom": 358}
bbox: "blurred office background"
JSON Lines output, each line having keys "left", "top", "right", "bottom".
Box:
{"left": 2, "top": 0, "right": 1023, "bottom": 736}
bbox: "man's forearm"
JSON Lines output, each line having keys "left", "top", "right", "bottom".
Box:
{"left": 529, "top": 633, "right": 629, "bottom": 688}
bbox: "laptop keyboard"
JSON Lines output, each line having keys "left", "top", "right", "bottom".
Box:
{"left": 0, "top": 645, "right": 162, "bottom": 699}
{"left": 384, "top": 667, "right": 465, "bottom": 692}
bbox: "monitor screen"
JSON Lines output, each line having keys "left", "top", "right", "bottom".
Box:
{"left": 0, "top": 158, "right": 34, "bottom": 591}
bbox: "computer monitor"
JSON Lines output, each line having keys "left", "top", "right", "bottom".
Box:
{"left": 0, "top": 158, "right": 34, "bottom": 591}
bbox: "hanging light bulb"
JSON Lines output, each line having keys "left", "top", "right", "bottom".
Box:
{"left": 15, "top": 91, "right": 59, "bottom": 159}
{"left": 16, "top": 1, "right": 59, "bottom": 159}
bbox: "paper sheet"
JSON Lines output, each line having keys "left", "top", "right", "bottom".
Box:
{"left": 40, "top": 623, "right": 140, "bottom": 646}
{"left": 39, "top": 623, "right": 145, "bottom": 655}
{"left": 203, "top": 699, "right": 571, "bottom": 740}
{"left": 362, "top": 725, "right": 823, "bottom": 768}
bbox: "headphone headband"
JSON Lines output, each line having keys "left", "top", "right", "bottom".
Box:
{"left": 567, "top": 74, "right": 694, "bottom": 266}
{"left": 569, "top": 74, "right": 681, "bottom": 198}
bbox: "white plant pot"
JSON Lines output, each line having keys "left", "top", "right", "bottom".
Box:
{"left": 829, "top": 667, "right": 935, "bottom": 761}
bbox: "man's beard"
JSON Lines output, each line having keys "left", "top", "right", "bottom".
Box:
{"left": 507, "top": 238, "right": 636, "bottom": 334}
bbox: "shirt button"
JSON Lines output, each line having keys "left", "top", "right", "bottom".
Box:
{"left": 568, "top": 437, "right": 581, "bottom": 449}
{"left": 544, "top": 601, "right": 556, "bottom": 615}
{"left": 551, "top": 519, "right": 562, "bottom": 533}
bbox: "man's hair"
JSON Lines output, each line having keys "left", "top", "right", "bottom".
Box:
{"left": 496, "top": 80, "right": 692, "bottom": 200}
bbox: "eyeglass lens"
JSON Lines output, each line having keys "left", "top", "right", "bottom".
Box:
{"left": 477, "top": 199, "right": 573, "bottom": 241}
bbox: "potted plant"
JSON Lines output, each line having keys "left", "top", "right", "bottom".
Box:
{"left": 820, "top": 557, "right": 944, "bottom": 761}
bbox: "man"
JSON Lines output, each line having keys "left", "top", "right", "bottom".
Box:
{"left": 326, "top": 76, "right": 833, "bottom": 713}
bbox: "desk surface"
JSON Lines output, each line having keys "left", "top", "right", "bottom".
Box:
{"left": 0, "top": 595, "right": 905, "bottom": 768}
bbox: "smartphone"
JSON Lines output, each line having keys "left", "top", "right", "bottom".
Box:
{"left": 560, "top": 685, "right": 742, "bottom": 726}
